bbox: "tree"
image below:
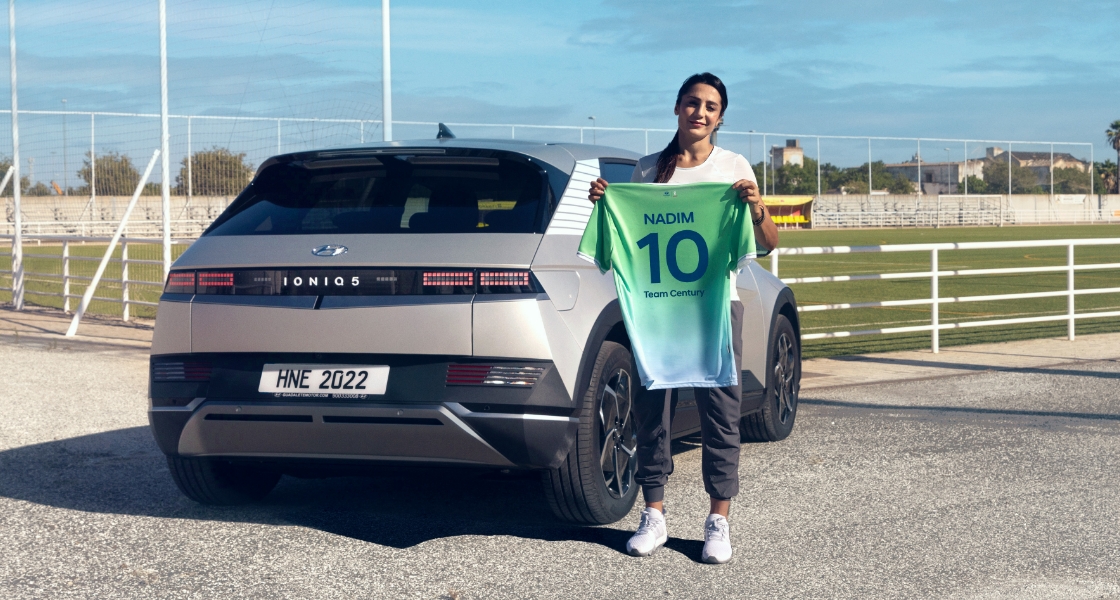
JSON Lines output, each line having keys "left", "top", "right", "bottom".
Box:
{"left": 770, "top": 157, "right": 821, "bottom": 195}
{"left": 1096, "top": 160, "right": 1117, "bottom": 195}
{"left": 980, "top": 159, "right": 1043, "bottom": 194}
{"left": 756, "top": 158, "right": 914, "bottom": 195}
{"left": 0, "top": 156, "right": 30, "bottom": 197}
{"left": 77, "top": 151, "right": 142, "bottom": 196}
{"left": 24, "top": 182, "right": 51, "bottom": 196}
{"left": 964, "top": 175, "right": 988, "bottom": 194}
{"left": 176, "top": 147, "right": 254, "bottom": 196}
{"left": 1106, "top": 120, "right": 1120, "bottom": 193}
{"left": 1051, "top": 167, "right": 1091, "bottom": 194}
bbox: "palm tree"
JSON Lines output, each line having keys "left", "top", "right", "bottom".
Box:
{"left": 1107, "top": 120, "right": 1120, "bottom": 192}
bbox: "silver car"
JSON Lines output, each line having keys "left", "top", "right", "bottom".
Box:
{"left": 149, "top": 134, "right": 801, "bottom": 524}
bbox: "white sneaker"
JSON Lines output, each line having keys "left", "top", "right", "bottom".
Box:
{"left": 626, "top": 507, "right": 667, "bottom": 557}
{"left": 701, "top": 514, "right": 732, "bottom": 564}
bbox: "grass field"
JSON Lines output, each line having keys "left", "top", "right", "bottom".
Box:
{"left": 2, "top": 224, "right": 1119, "bottom": 358}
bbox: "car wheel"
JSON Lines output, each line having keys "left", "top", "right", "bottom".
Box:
{"left": 741, "top": 313, "right": 800, "bottom": 442}
{"left": 166, "top": 456, "right": 281, "bottom": 505}
{"left": 542, "top": 341, "right": 640, "bottom": 524}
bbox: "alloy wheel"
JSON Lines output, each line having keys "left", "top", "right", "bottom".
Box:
{"left": 597, "top": 367, "right": 636, "bottom": 499}
{"left": 773, "top": 331, "right": 799, "bottom": 425}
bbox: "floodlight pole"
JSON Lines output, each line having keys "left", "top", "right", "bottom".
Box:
{"left": 381, "top": 0, "right": 392, "bottom": 141}
{"left": 963, "top": 141, "right": 968, "bottom": 196}
{"left": 867, "top": 138, "right": 872, "bottom": 195}
{"left": 158, "top": 0, "right": 171, "bottom": 278}
{"left": 8, "top": 0, "right": 22, "bottom": 310}
{"left": 816, "top": 136, "right": 821, "bottom": 198}
{"left": 61, "top": 98, "right": 67, "bottom": 195}
{"left": 1049, "top": 143, "right": 1054, "bottom": 198}
{"left": 945, "top": 148, "right": 951, "bottom": 194}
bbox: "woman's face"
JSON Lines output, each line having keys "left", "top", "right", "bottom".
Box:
{"left": 674, "top": 83, "right": 724, "bottom": 141}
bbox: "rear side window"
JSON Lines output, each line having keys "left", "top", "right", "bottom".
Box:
{"left": 205, "top": 154, "right": 547, "bottom": 236}
{"left": 599, "top": 160, "right": 637, "bottom": 184}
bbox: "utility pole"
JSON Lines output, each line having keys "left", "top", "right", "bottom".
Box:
{"left": 381, "top": 0, "right": 392, "bottom": 141}
{"left": 158, "top": 0, "right": 171, "bottom": 278}
{"left": 8, "top": 0, "right": 22, "bottom": 309}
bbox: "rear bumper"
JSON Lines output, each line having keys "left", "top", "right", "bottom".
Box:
{"left": 148, "top": 353, "right": 578, "bottom": 469}
{"left": 149, "top": 401, "right": 577, "bottom": 468}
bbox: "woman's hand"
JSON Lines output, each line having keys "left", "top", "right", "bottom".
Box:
{"left": 732, "top": 179, "right": 763, "bottom": 219}
{"left": 588, "top": 177, "right": 608, "bottom": 203}
{"left": 733, "top": 178, "right": 780, "bottom": 250}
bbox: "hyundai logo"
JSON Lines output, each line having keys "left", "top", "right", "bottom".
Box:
{"left": 312, "top": 244, "right": 348, "bottom": 257}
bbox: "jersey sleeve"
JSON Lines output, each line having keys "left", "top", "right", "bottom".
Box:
{"left": 577, "top": 196, "right": 613, "bottom": 273}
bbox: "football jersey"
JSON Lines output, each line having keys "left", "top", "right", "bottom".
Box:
{"left": 577, "top": 182, "right": 756, "bottom": 390}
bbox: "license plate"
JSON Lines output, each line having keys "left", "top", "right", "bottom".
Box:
{"left": 258, "top": 364, "right": 389, "bottom": 398}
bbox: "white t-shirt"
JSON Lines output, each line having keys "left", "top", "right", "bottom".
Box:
{"left": 629, "top": 145, "right": 758, "bottom": 295}
{"left": 630, "top": 145, "right": 757, "bottom": 185}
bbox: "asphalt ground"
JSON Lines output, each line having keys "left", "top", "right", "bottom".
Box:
{"left": 1, "top": 339, "right": 1118, "bottom": 599}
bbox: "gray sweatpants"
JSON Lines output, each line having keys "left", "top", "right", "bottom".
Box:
{"left": 634, "top": 301, "right": 744, "bottom": 502}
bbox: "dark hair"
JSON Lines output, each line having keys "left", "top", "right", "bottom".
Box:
{"left": 654, "top": 73, "right": 728, "bottom": 184}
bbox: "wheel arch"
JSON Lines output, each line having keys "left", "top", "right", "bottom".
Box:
{"left": 573, "top": 300, "right": 625, "bottom": 409}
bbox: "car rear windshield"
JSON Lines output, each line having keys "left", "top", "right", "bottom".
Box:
{"left": 205, "top": 153, "right": 549, "bottom": 236}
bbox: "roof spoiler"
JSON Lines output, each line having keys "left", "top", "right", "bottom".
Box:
{"left": 437, "top": 123, "right": 456, "bottom": 140}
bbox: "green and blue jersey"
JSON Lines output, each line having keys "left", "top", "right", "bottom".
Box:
{"left": 578, "top": 182, "right": 756, "bottom": 390}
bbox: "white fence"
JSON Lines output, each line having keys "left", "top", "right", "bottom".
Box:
{"left": 0, "top": 233, "right": 192, "bottom": 321}
{"left": 771, "top": 238, "right": 1120, "bottom": 352}
{"left": 4, "top": 232, "right": 1119, "bottom": 357}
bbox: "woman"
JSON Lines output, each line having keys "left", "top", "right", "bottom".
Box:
{"left": 587, "top": 72, "right": 779, "bottom": 564}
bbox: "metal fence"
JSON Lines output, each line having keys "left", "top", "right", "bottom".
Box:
{"left": 771, "top": 237, "right": 1120, "bottom": 352}
{"left": 0, "top": 233, "right": 192, "bottom": 321}
{"left": 0, "top": 109, "right": 1102, "bottom": 201}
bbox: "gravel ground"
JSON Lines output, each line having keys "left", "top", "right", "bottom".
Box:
{"left": 1, "top": 339, "right": 1118, "bottom": 599}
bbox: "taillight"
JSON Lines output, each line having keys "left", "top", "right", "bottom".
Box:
{"left": 165, "top": 271, "right": 195, "bottom": 294}
{"left": 477, "top": 269, "right": 540, "bottom": 293}
{"left": 480, "top": 271, "right": 530, "bottom": 287}
{"left": 152, "top": 361, "right": 212, "bottom": 382}
{"left": 197, "top": 271, "right": 235, "bottom": 294}
{"left": 446, "top": 364, "right": 544, "bottom": 386}
{"left": 423, "top": 271, "right": 474, "bottom": 287}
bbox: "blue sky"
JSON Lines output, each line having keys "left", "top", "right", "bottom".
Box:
{"left": 3, "top": 0, "right": 1118, "bottom": 172}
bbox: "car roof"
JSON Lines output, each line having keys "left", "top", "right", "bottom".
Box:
{"left": 264, "top": 138, "right": 643, "bottom": 176}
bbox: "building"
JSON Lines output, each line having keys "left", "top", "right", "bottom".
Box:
{"left": 771, "top": 139, "right": 804, "bottom": 169}
{"left": 882, "top": 154, "right": 984, "bottom": 195}
{"left": 985, "top": 147, "right": 1088, "bottom": 180}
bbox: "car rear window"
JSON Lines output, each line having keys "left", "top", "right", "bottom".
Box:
{"left": 205, "top": 153, "right": 548, "bottom": 236}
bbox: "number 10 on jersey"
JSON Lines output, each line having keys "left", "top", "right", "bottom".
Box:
{"left": 636, "top": 230, "right": 709, "bottom": 284}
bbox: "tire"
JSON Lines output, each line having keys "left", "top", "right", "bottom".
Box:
{"left": 542, "top": 341, "right": 640, "bottom": 524}
{"left": 741, "top": 313, "right": 801, "bottom": 442}
{"left": 166, "top": 456, "right": 281, "bottom": 505}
